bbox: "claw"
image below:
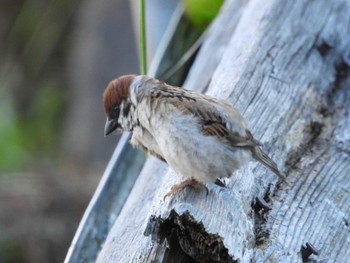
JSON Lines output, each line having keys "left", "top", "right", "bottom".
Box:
{"left": 214, "top": 178, "right": 226, "bottom": 187}
{"left": 163, "top": 177, "right": 208, "bottom": 200}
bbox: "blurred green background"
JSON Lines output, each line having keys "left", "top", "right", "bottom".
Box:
{"left": 0, "top": 0, "right": 139, "bottom": 262}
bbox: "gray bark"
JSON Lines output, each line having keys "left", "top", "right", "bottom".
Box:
{"left": 97, "top": 0, "right": 350, "bottom": 262}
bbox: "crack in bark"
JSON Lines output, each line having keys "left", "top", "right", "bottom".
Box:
{"left": 316, "top": 40, "right": 333, "bottom": 57}
{"left": 285, "top": 57, "right": 350, "bottom": 171}
{"left": 285, "top": 120, "right": 324, "bottom": 170}
{"left": 328, "top": 60, "right": 350, "bottom": 104}
{"left": 252, "top": 198, "right": 271, "bottom": 245}
{"left": 252, "top": 184, "right": 275, "bottom": 246}
{"left": 144, "top": 211, "right": 236, "bottom": 263}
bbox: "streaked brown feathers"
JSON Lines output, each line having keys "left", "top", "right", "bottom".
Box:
{"left": 149, "top": 84, "right": 260, "bottom": 149}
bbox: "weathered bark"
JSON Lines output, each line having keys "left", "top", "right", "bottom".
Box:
{"left": 97, "top": 0, "right": 350, "bottom": 262}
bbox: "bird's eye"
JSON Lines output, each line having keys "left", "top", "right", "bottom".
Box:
{"left": 114, "top": 106, "right": 119, "bottom": 112}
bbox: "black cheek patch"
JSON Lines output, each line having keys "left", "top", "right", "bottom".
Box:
{"left": 123, "top": 102, "right": 132, "bottom": 117}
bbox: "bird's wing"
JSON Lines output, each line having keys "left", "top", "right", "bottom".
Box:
{"left": 147, "top": 83, "right": 287, "bottom": 181}
{"left": 180, "top": 94, "right": 287, "bottom": 182}
{"left": 148, "top": 84, "right": 261, "bottom": 148}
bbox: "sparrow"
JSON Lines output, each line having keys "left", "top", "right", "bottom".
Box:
{"left": 103, "top": 75, "right": 287, "bottom": 197}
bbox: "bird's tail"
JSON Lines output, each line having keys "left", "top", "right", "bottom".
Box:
{"left": 252, "top": 146, "right": 288, "bottom": 183}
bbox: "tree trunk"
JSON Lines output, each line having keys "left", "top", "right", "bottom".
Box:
{"left": 97, "top": 0, "right": 350, "bottom": 262}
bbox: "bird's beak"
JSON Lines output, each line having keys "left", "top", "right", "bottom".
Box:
{"left": 104, "top": 118, "right": 118, "bottom": 137}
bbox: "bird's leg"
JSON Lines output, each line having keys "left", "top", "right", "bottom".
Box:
{"left": 164, "top": 177, "right": 208, "bottom": 200}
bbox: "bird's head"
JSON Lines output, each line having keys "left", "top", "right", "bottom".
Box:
{"left": 102, "top": 74, "right": 136, "bottom": 136}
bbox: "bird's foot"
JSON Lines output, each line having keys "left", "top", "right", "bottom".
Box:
{"left": 164, "top": 177, "right": 208, "bottom": 200}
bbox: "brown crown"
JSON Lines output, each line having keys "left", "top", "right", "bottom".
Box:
{"left": 103, "top": 74, "right": 136, "bottom": 115}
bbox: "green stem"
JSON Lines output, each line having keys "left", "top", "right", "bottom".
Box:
{"left": 139, "top": 0, "right": 147, "bottom": 75}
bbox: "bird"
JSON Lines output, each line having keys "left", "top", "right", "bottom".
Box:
{"left": 103, "top": 74, "right": 287, "bottom": 198}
